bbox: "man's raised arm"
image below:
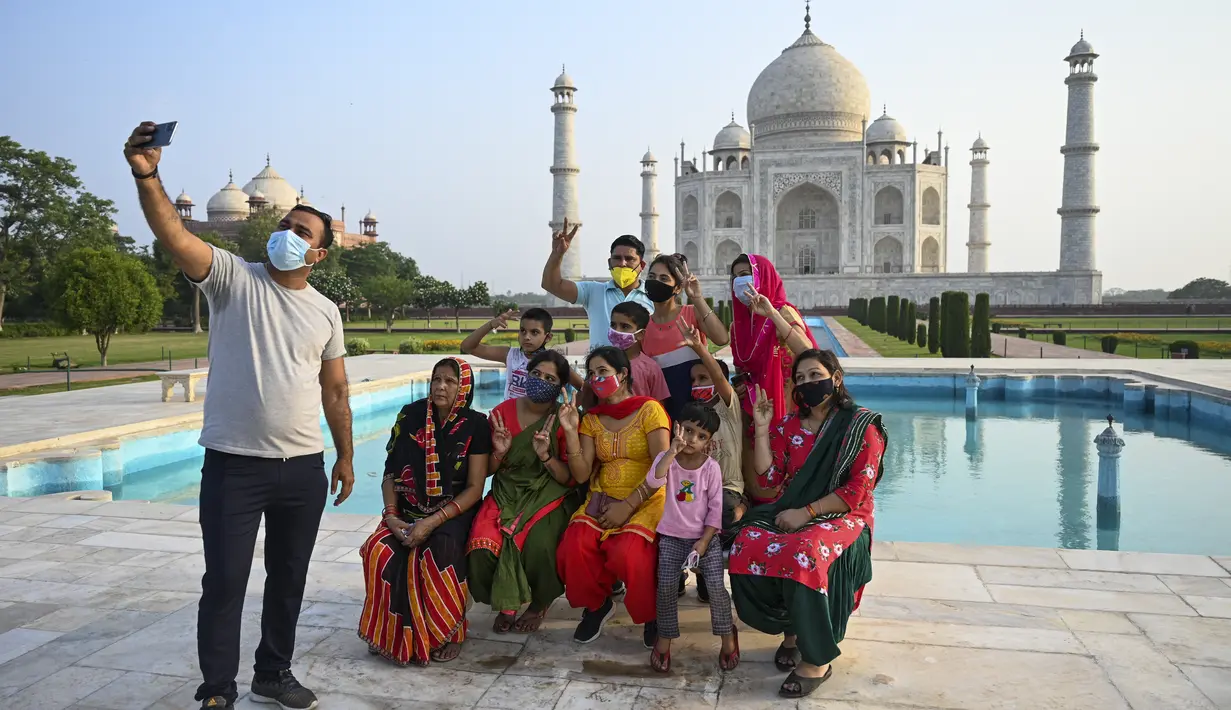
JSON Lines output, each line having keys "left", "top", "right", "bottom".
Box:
{"left": 541, "top": 218, "right": 580, "bottom": 304}
{"left": 124, "top": 122, "right": 214, "bottom": 281}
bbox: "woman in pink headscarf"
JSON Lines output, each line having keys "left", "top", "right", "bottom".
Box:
{"left": 729, "top": 254, "right": 817, "bottom": 424}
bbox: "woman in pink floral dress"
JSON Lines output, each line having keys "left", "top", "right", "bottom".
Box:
{"left": 728, "top": 349, "right": 886, "bottom": 699}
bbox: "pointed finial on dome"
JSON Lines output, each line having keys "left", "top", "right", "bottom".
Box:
{"left": 562, "top": 63, "right": 566, "bottom": 73}
{"left": 228, "top": 169, "right": 233, "bottom": 182}
{"left": 804, "top": 1, "right": 811, "bottom": 31}
{"left": 1080, "top": 28, "right": 1084, "bottom": 41}
{"left": 265, "top": 153, "right": 271, "bottom": 167}
{"left": 883, "top": 104, "right": 887, "bottom": 115}
{"left": 731, "top": 110, "right": 735, "bottom": 122}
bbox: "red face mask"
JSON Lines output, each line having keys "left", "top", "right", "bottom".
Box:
{"left": 590, "top": 374, "right": 621, "bottom": 399}
{"left": 691, "top": 384, "right": 716, "bottom": 401}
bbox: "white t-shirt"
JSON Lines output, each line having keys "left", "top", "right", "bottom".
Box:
{"left": 505, "top": 348, "right": 530, "bottom": 400}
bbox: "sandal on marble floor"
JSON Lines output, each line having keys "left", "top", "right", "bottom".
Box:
{"left": 650, "top": 646, "right": 671, "bottom": 673}
{"left": 493, "top": 611, "right": 515, "bottom": 634}
{"left": 719, "top": 628, "right": 740, "bottom": 671}
{"left": 778, "top": 666, "right": 833, "bottom": 698}
{"left": 430, "top": 642, "right": 462, "bottom": 663}
{"left": 774, "top": 641, "right": 801, "bottom": 672}
{"left": 514, "top": 607, "right": 547, "bottom": 633}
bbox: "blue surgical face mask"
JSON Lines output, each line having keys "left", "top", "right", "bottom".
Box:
{"left": 733, "top": 275, "right": 755, "bottom": 305}
{"left": 266, "top": 229, "right": 319, "bottom": 272}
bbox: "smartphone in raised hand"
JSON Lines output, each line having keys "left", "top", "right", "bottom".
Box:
{"left": 146, "top": 121, "right": 178, "bottom": 148}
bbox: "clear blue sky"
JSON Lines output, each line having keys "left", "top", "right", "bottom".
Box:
{"left": 2, "top": 0, "right": 1226, "bottom": 293}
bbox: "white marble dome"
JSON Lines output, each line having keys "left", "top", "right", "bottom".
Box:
{"left": 1069, "top": 37, "right": 1095, "bottom": 56}
{"left": 746, "top": 28, "right": 870, "bottom": 145}
{"left": 206, "top": 174, "right": 250, "bottom": 221}
{"left": 242, "top": 160, "right": 299, "bottom": 210}
{"left": 553, "top": 70, "right": 575, "bottom": 89}
{"left": 641, "top": 149, "right": 657, "bottom": 163}
{"left": 362, "top": 210, "right": 377, "bottom": 222}
{"left": 713, "top": 119, "right": 751, "bottom": 150}
{"left": 866, "top": 111, "right": 908, "bottom": 144}
{"left": 174, "top": 190, "right": 193, "bottom": 205}
{"left": 972, "top": 135, "right": 989, "bottom": 150}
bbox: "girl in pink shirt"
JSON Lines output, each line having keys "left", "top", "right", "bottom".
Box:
{"left": 645, "top": 402, "right": 739, "bottom": 673}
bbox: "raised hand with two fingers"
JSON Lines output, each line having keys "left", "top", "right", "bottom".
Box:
{"left": 532, "top": 414, "right": 557, "bottom": 461}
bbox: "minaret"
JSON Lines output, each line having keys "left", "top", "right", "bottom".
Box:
{"left": 640, "top": 149, "right": 660, "bottom": 261}
{"left": 1058, "top": 32, "right": 1100, "bottom": 271}
{"left": 550, "top": 66, "right": 582, "bottom": 279}
{"left": 966, "top": 134, "right": 991, "bottom": 272}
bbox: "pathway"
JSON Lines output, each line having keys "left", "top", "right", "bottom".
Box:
{"left": 0, "top": 495, "right": 1227, "bottom": 708}
{"left": 0, "top": 359, "right": 211, "bottom": 392}
{"left": 823, "top": 317, "right": 882, "bottom": 357}
{"left": 991, "top": 333, "right": 1126, "bottom": 359}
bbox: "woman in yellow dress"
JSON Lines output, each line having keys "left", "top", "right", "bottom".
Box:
{"left": 556, "top": 346, "right": 670, "bottom": 647}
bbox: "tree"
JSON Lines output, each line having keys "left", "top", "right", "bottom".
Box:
{"left": 886, "top": 295, "right": 900, "bottom": 337}
{"left": 971, "top": 293, "right": 992, "bottom": 357}
{"left": 409, "top": 275, "right": 451, "bottom": 328}
{"left": 309, "top": 269, "right": 362, "bottom": 321}
{"left": 897, "top": 298, "right": 911, "bottom": 341}
{"left": 905, "top": 301, "right": 917, "bottom": 344}
{"left": 942, "top": 291, "right": 971, "bottom": 358}
{"left": 0, "top": 136, "right": 118, "bottom": 329}
{"left": 339, "top": 242, "right": 419, "bottom": 284}
{"left": 491, "top": 299, "right": 518, "bottom": 315}
{"left": 362, "top": 275, "right": 415, "bottom": 333}
{"left": 927, "top": 296, "right": 940, "bottom": 354}
{"left": 1169, "top": 278, "right": 1231, "bottom": 300}
{"left": 868, "top": 297, "right": 886, "bottom": 332}
{"left": 235, "top": 209, "right": 283, "bottom": 263}
{"left": 50, "top": 247, "right": 162, "bottom": 365}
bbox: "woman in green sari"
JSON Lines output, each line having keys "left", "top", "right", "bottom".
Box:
{"left": 729, "top": 349, "right": 887, "bottom": 699}
{"left": 467, "top": 350, "right": 579, "bottom": 633}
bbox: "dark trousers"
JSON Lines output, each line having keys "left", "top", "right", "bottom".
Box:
{"left": 195, "top": 449, "right": 327, "bottom": 703}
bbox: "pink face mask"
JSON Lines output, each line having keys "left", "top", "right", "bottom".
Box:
{"left": 590, "top": 374, "right": 621, "bottom": 399}
{"left": 607, "top": 328, "right": 639, "bottom": 351}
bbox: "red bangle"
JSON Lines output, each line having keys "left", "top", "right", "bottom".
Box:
{"left": 383, "top": 505, "right": 398, "bottom": 516}
{"left": 806, "top": 503, "right": 818, "bottom": 518}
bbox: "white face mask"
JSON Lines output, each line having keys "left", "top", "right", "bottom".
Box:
{"left": 266, "top": 229, "right": 319, "bottom": 271}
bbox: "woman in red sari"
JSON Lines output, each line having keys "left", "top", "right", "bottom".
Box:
{"left": 729, "top": 349, "right": 886, "bottom": 699}
{"left": 728, "top": 254, "right": 816, "bottom": 422}
{"left": 359, "top": 357, "right": 490, "bottom": 666}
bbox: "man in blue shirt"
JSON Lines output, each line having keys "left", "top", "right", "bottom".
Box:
{"left": 541, "top": 219, "right": 654, "bottom": 349}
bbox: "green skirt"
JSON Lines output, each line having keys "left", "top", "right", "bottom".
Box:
{"left": 730, "top": 527, "right": 872, "bottom": 667}
{"left": 467, "top": 500, "right": 574, "bottom": 613}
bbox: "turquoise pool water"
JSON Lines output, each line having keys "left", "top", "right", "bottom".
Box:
{"left": 106, "top": 382, "right": 1231, "bottom": 556}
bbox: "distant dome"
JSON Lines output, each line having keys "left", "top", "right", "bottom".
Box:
{"left": 553, "top": 69, "right": 575, "bottom": 89}
{"left": 206, "top": 174, "right": 250, "bottom": 222}
{"left": 242, "top": 159, "right": 299, "bottom": 210}
{"left": 972, "top": 135, "right": 989, "bottom": 150}
{"left": 362, "top": 210, "right": 377, "bottom": 222}
{"left": 866, "top": 111, "right": 908, "bottom": 144}
{"left": 297, "top": 191, "right": 312, "bottom": 207}
{"left": 641, "top": 149, "right": 657, "bottom": 163}
{"left": 174, "top": 190, "right": 193, "bottom": 205}
{"left": 713, "top": 119, "right": 751, "bottom": 151}
{"left": 248, "top": 189, "right": 267, "bottom": 202}
{"left": 747, "top": 27, "right": 870, "bottom": 146}
{"left": 1069, "top": 36, "right": 1095, "bottom": 57}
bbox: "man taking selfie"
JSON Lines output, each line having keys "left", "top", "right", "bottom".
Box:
{"left": 125, "top": 122, "right": 354, "bottom": 710}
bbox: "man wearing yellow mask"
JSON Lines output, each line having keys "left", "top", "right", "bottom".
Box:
{"left": 541, "top": 220, "right": 654, "bottom": 349}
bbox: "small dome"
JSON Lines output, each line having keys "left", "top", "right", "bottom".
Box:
{"left": 175, "top": 190, "right": 193, "bottom": 205}
{"left": 866, "top": 111, "right": 909, "bottom": 144}
{"left": 362, "top": 210, "right": 377, "bottom": 222}
{"left": 972, "top": 134, "right": 989, "bottom": 150}
{"left": 712, "top": 119, "right": 751, "bottom": 151}
{"left": 641, "top": 149, "right": 657, "bottom": 163}
{"left": 206, "top": 173, "right": 251, "bottom": 221}
{"left": 1069, "top": 37, "right": 1095, "bottom": 57}
{"left": 242, "top": 159, "right": 300, "bottom": 210}
{"left": 297, "top": 190, "right": 312, "bottom": 207}
{"left": 553, "top": 69, "right": 575, "bottom": 89}
{"left": 248, "top": 189, "right": 267, "bottom": 202}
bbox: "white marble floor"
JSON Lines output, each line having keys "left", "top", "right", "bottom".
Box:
{"left": 0, "top": 495, "right": 1228, "bottom": 709}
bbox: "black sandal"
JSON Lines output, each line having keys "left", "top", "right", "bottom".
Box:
{"left": 778, "top": 666, "right": 833, "bottom": 698}
{"left": 774, "top": 642, "right": 801, "bottom": 672}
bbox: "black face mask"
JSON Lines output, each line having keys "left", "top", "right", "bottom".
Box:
{"left": 793, "top": 378, "right": 834, "bottom": 409}
{"left": 644, "top": 279, "right": 677, "bottom": 303}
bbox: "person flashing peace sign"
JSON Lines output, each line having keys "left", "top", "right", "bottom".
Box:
{"left": 467, "top": 351, "right": 579, "bottom": 634}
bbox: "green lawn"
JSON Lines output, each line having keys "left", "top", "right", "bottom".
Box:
{"left": 342, "top": 317, "right": 591, "bottom": 331}
{"left": 992, "top": 316, "right": 1230, "bottom": 331}
{"left": 1012, "top": 331, "right": 1231, "bottom": 359}
{"left": 836, "top": 317, "right": 938, "bottom": 358}
{"left": 0, "top": 374, "right": 159, "bottom": 397}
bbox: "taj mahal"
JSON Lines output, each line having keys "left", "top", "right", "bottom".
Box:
{"left": 548, "top": 6, "right": 1104, "bottom": 306}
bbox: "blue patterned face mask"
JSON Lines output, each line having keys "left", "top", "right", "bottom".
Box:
{"left": 525, "top": 377, "right": 562, "bottom": 404}
{"left": 266, "top": 229, "right": 320, "bottom": 271}
{"left": 733, "top": 275, "right": 755, "bottom": 305}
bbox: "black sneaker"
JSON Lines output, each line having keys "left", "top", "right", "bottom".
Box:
{"left": 696, "top": 570, "right": 711, "bottom": 604}
{"left": 643, "top": 620, "right": 658, "bottom": 649}
{"left": 250, "top": 670, "right": 318, "bottom": 710}
{"left": 573, "top": 597, "right": 615, "bottom": 644}
{"left": 200, "top": 698, "right": 232, "bottom": 709}
{"left": 677, "top": 572, "right": 687, "bottom": 598}
{"left": 611, "top": 581, "right": 626, "bottom": 597}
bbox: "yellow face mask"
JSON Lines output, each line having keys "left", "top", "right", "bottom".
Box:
{"left": 610, "top": 266, "right": 640, "bottom": 289}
